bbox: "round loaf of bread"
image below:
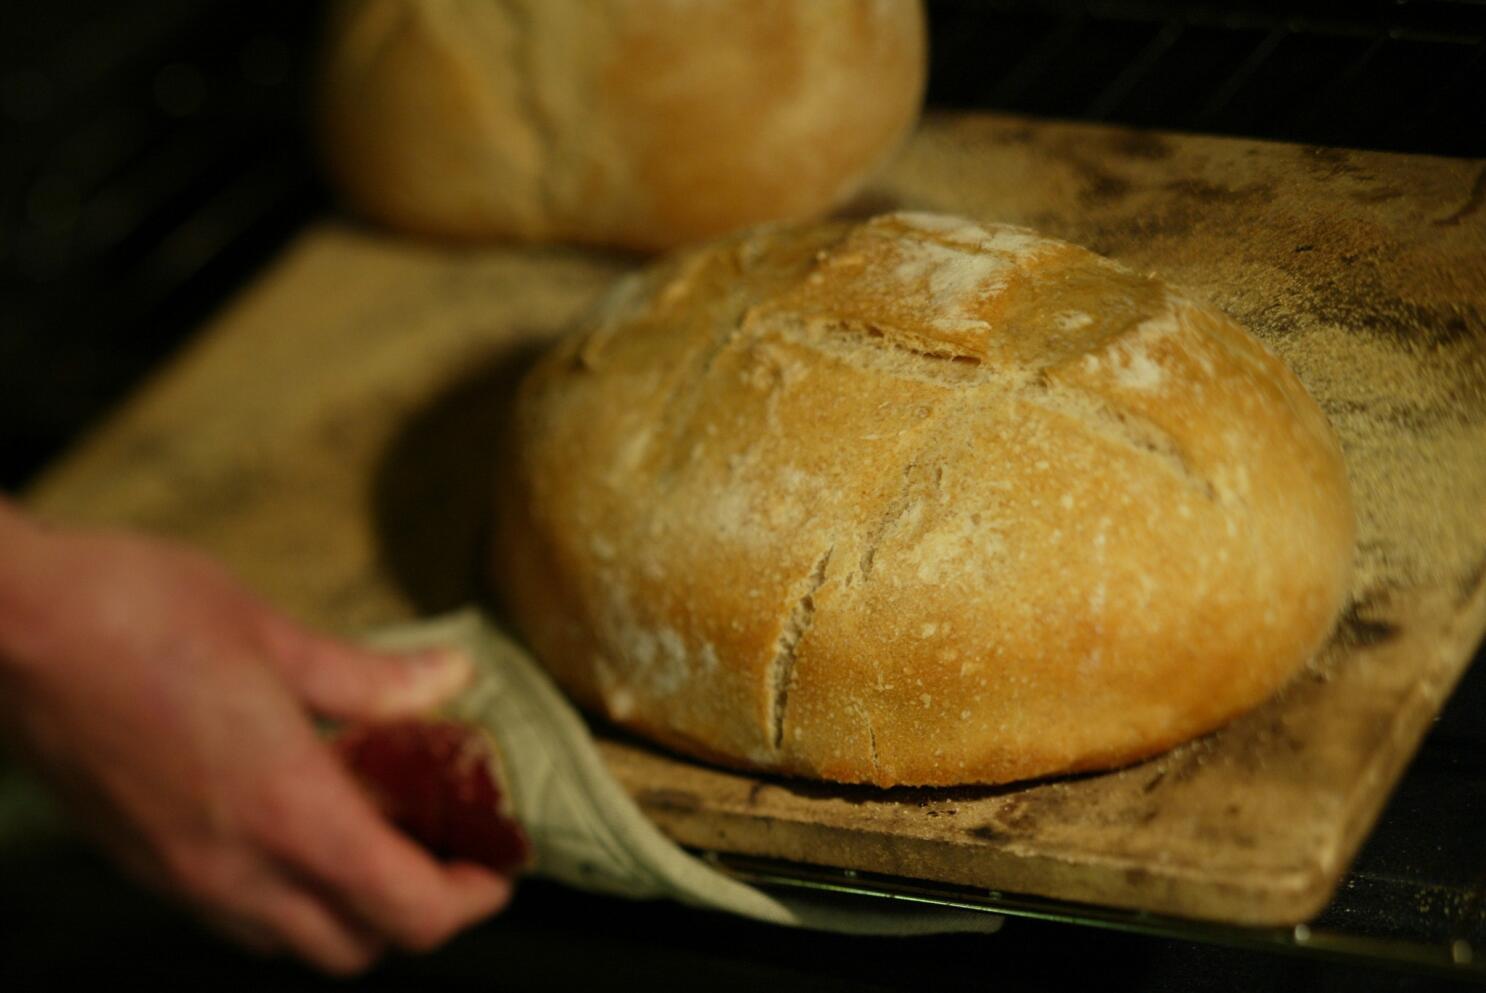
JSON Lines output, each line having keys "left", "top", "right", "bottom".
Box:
{"left": 493, "top": 212, "right": 1356, "bottom": 787}
{"left": 318, "top": 0, "right": 926, "bottom": 251}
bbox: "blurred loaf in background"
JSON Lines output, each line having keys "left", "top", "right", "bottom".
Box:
{"left": 317, "top": 0, "right": 927, "bottom": 251}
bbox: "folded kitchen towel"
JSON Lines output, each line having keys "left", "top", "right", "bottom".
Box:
{"left": 367, "top": 610, "right": 1003, "bottom": 936}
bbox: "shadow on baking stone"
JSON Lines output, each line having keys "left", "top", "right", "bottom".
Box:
{"left": 587, "top": 702, "right": 1141, "bottom": 811}
{"left": 370, "top": 336, "right": 546, "bottom": 617}
{"left": 828, "top": 188, "right": 907, "bottom": 222}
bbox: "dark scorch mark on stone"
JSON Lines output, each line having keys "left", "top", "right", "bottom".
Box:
{"left": 967, "top": 824, "right": 1011, "bottom": 844}
{"left": 1458, "top": 553, "right": 1486, "bottom": 608}
{"left": 1106, "top": 130, "right": 1173, "bottom": 161}
{"left": 1339, "top": 601, "right": 1400, "bottom": 648}
{"left": 1161, "top": 178, "right": 1275, "bottom": 205}
{"left": 1435, "top": 164, "right": 1486, "bottom": 227}
{"left": 638, "top": 788, "right": 703, "bottom": 813}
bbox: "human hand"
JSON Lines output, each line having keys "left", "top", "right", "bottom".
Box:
{"left": 0, "top": 513, "right": 513, "bottom": 974}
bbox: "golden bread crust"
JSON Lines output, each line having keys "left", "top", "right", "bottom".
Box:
{"left": 493, "top": 212, "right": 1356, "bottom": 786}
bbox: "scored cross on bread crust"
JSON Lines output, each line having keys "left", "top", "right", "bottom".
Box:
{"left": 493, "top": 212, "right": 1355, "bottom": 787}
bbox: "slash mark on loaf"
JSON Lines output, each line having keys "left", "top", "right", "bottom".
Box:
{"left": 769, "top": 546, "right": 833, "bottom": 749}
{"left": 858, "top": 458, "right": 921, "bottom": 580}
{"left": 849, "top": 320, "right": 985, "bottom": 364}
{"left": 656, "top": 309, "right": 746, "bottom": 483}
{"left": 1025, "top": 377, "right": 1219, "bottom": 501}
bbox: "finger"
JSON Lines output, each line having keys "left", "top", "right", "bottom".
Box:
{"left": 253, "top": 883, "right": 386, "bottom": 976}
{"left": 261, "top": 620, "right": 473, "bottom": 720}
{"left": 154, "top": 835, "right": 382, "bottom": 975}
{"left": 312, "top": 814, "right": 514, "bottom": 953}
{"left": 202, "top": 912, "right": 283, "bottom": 958}
{"left": 445, "top": 860, "right": 519, "bottom": 904}
{"left": 258, "top": 751, "right": 512, "bottom": 952}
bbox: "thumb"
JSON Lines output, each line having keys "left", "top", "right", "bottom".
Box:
{"left": 266, "top": 624, "right": 475, "bottom": 720}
